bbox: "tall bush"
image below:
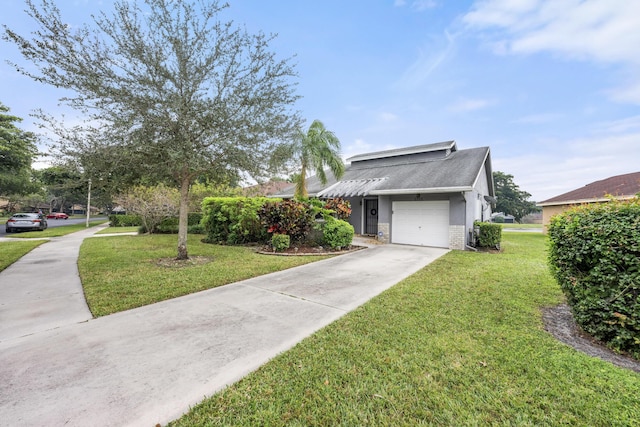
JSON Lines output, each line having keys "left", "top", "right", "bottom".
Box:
{"left": 548, "top": 198, "right": 640, "bottom": 357}
{"left": 201, "top": 197, "right": 274, "bottom": 244}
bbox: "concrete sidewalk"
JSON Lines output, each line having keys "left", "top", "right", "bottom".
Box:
{"left": 0, "top": 224, "right": 110, "bottom": 341}
{"left": 0, "top": 232, "right": 448, "bottom": 426}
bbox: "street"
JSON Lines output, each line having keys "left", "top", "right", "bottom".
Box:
{"left": 0, "top": 216, "right": 108, "bottom": 237}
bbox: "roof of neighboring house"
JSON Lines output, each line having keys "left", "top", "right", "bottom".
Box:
{"left": 275, "top": 141, "right": 493, "bottom": 198}
{"left": 538, "top": 171, "right": 640, "bottom": 206}
{"left": 244, "top": 180, "right": 292, "bottom": 196}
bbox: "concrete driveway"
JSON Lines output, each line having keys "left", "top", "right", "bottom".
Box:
{"left": 0, "top": 229, "right": 448, "bottom": 426}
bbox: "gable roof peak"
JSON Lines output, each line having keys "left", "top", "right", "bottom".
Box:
{"left": 347, "top": 140, "right": 456, "bottom": 163}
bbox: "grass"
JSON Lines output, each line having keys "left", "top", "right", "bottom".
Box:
{"left": 78, "top": 234, "right": 332, "bottom": 317}
{"left": 170, "top": 232, "right": 640, "bottom": 426}
{"left": 499, "top": 223, "right": 542, "bottom": 229}
{"left": 95, "top": 226, "right": 139, "bottom": 234}
{"left": 0, "top": 240, "right": 47, "bottom": 272}
{"left": 8, "top": 220, "right": 109, "bottom": 238}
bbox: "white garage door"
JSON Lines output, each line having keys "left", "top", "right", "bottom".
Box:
{"left": 392, "top": 201, "right": 450, "bottom": 247}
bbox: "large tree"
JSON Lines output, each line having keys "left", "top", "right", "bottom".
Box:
{"left": 493, "top": 171, "right": 538, "bottom": 223}
{"left": 4, "top": 0, "right": 300, "bottom": 259}
{"left": 282, "top": 120, "right": 345, "bottom": 199}
{"left": 0, "top": 102, "right": 39, "bottom": 196}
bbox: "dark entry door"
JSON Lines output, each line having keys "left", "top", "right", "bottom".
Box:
{"left": 364, "top": 199, "right": 378, "bottom": 235}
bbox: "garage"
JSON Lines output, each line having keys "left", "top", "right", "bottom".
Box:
{"left": 391, "top": 201, "right": 450, "bottom": 247}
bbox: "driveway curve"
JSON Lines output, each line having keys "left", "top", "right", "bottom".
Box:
{"left": 0, "top": 231, "right": 448, "bottom": 426}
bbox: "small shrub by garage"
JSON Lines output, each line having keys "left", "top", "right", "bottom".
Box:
{"left": 548, "top": 198, "right": 640, "bottom": 358}
{"left": 474, "top": 221, "right": 502, "bottom": 249}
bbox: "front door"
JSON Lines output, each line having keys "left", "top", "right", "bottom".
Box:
{"left": 364, "top": 199, "right": 378, "bottom": 235}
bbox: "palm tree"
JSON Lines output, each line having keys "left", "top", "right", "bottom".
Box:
{"left": 292, "top": 120, "right": 345, "bottom": 199}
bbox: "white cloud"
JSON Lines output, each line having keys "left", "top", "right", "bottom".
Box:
{"left": 463, "top": 0, "right": 640, "bottom": 104}
{"left": 606, "top": 78, "right": 640, "bottom": 105}
{"left": 447, "top": 97, "right": 495, "bottom": 113}
{"left": 378, "top": 112, "right": 399, "bottom": 122}
{"left": 494, "top": 130, "right": 640, "bottom": 201}
{"left": 512, "top": 112, "right": 563, "bottom": 124}
{"left": 394, "top": 0, "right": 437, "bottom": 11}
{"left": 412, "top": 1, "right": 438, "bottom": 11}
{"left": 464, "top": 0, "right": 640, "bottom": 63}
{"left": 395, "top": 30, "right": 456, "bottom": 90}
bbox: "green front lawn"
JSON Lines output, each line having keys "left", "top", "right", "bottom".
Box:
{"left": 0, "top": 240, "right": 47, "bottom": 271}
{"left": 79, "top": 234, "right": 332, "bottom": 317}
{"left": 171, "top": 232, "right": 640, "bottom": 426}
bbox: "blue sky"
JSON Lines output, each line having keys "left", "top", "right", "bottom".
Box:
{"left": 2, "top": 0, "right": 639, "bottom": 201}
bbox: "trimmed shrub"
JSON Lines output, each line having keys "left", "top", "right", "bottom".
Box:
{"left": 271, "top": 234, "right": 290, "bottom": 252}
{"left": 548, "top": 198, "right": 640, "bottom": 357}
{"left": 201, "top": 197, "right": 274, "bottom": 244}
{"left": 258, "top": 199, "right": 314, "bottom": 243}
{"left": 188, "top": 212, "right": 203, "bottom": 226}
{"left": 109, "top": 214, "right": 142, "bottom": 227}
{"left": 474, "top": 221, "right": 502, "bottom": 249}
{"left": 322, "top": 217, "right": 354, "bottom": 249}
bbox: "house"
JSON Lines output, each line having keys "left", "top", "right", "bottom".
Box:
{"left": 491, "top": 212, "right": 515, "bottom": 223}
{"left": 243, "top": 180, "right": 292, "bottom": 197}
{"left": 275, "top": 141, "right": 495, "bottom": 250}
{"left": 537, "top": 171, "right": 640, "bottom": 231}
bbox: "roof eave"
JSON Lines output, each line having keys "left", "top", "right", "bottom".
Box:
{"left": 371, "top": 186, "right": 473, "bottom": 195}
{"left": 537, "top": 194, "right": 635, "bottom": 207}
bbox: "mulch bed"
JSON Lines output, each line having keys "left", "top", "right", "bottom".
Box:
{"left": 258, "top": 244, "right": 367, "bottom": 256}
{"left": 542, "top": 304, "right": 640, "bottom": 373}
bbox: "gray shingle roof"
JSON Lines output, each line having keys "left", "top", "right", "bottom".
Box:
{"left": 275, "top": 143, "right": 492, "bottom": 198}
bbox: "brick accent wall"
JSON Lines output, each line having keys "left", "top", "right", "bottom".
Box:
{"left": 377, "top": 222, "right": 390, "bottom": 244}
{"left": 449, "top": 225, "right": 466, "bottom": 250}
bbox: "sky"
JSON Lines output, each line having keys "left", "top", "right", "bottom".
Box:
{"left": 1, "top": 0, "right": 639, "bottom": 202}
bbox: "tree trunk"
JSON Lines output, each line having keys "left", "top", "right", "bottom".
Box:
{"left": 176, "top": 176, "right": 190, "bottom": 260}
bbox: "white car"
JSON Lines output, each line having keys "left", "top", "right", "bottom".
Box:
{"left": 5, "top": 213, "right": 48, "bottom": 232}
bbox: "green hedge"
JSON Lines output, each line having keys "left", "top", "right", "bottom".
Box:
{"left": 109, "top": 214, "right": 142, "bottom": 227}
{"left": 322, "top": 217, "right": 354, "bottom": 249}
{"left": 548, "top": 198, "right": 640, "bottom": 357}
{"left": 201, "top": 197, "right": 275, "bottom": 244}
{"left": 474, "top": 221, "right": 502, "bottom": 249}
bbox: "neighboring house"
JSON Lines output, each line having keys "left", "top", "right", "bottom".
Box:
{"left": 537, "top": 171, "right": 640, "bottom": 231}
{"left": 275, "top": 141, "right": 495, "bottom": 250}
{"left": 243, "top": 180, "right": 292, "bottom": 197}
{"left": 491, "top": 212, "right": 515, "bottom": 223}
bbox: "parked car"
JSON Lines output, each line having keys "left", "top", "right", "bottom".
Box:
{"left": 46, "top": 212, "right": 69, "bottom": 219}
{"left": 5, "top": 213, "right": 48, "bottom": 232}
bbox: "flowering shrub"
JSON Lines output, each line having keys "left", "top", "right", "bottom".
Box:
{"left": 258, "top": 199, "right": 314, "bottom": 243}
{"left": 323, "top": 198, "right": 352, "bottom": 220}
